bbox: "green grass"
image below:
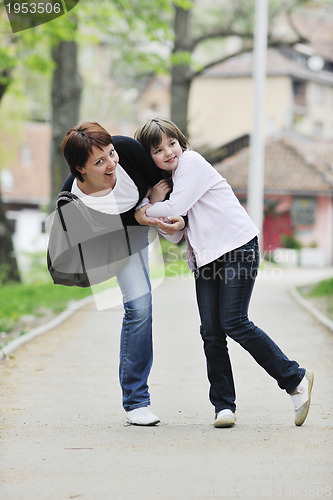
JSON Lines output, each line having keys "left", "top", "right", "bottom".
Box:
{"left": 298, "top": 277, "right": 333, "bottom": 322}
{"left": 305, "top": 277, "right": 333, "bottom": 298}
{"left": 0, "top": 282, "right": 92, "bottom": 334}
{"left": 0, "top": 241, "right": 190, "bottom": 343}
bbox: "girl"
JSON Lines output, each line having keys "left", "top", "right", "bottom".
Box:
{"left": 134, "top": 118, "right": 313, "bottom": 428}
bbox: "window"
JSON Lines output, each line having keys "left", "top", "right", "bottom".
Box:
{"left": 1, "top": 169, "right": 14, "bottom": 191}
{"left": 291, "top": 198, "right": 316, "bottom": 225}
{"left": 21, "top": 144, "right": 32, "bottom": 167}
{"left": 292, "top": 79, "right": 307, "bottom": 107}
{"left": 314, "top": 84, "right": 325, "bottom": 105}
{"left": 314, "top": 122, "right": 323, "bottom": 139}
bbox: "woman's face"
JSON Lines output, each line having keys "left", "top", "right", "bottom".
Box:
{"left": 76, "top": 143, "right": 119, "bottom": 195}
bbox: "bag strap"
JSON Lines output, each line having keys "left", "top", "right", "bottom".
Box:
{"left": 56, "top": 191, "right": 103, "bottom": 229}
{"left": 55, "top": 191, "right": 87, "bottom": 275}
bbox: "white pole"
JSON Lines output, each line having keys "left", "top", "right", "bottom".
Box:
{"left": 247, "top": 0, "right": 268, "bottom": 238}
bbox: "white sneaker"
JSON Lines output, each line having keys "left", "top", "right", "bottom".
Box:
{"left": 126, "top": 407, "right": 160, "bottom": 426}
{"left": 290, "top": 369, "right": 314, "bottom": 426}
{"left": 214, "top": 409, "right": 236, "bottom": 428}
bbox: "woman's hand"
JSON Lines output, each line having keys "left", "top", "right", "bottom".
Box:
{"left": 134, "top": 204, "right": 157, "bottom": 226}
{"left": 135, "top": 205, "right": 185, "bottom": 235}
{"left": 150, "top": 180, "right": 172, "bottom": 204}
{"left": 155, "top": 216, "right": 185, "bottom": 235}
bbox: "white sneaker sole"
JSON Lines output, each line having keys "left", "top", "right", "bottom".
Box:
{"left": 295, "top": 369, "right": 314, "bottom": 426}
{"left": 214, "top": 414, "right": 236, "bottom": 428}
{"left": 127, "top": 418, "right": 160, "bottom": 426}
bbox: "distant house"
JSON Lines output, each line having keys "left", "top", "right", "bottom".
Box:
{"left": 136, "top": 75, "right": 171, "bottom": 124}
{"left": 212, "top": 133, "right": 333, "bottom": 265}
{"left": 1, "top": 122, "right": 51, "bottom": 268}
{"left": 189, "top": 46, "right": 333, "bottom": 148}
{"left": 136, "top": 10, "right": 333, "bottom": 149}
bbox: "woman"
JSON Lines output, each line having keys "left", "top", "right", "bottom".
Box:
{"left": 56, "top": 121, "right": 185, "bottom": 426}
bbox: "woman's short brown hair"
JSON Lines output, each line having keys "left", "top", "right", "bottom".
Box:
{"left": 134, "top": 118, "right": 190, "bottom": 153}
{"left": 61, "top": 121, "right": 113, "bottom": 182}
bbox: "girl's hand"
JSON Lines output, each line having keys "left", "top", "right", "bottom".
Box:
{"left": 150, "top": 180, "right": 172, "bottom": 204}
{"left": 155, "top": 216, "right": 185, "bottom": 235}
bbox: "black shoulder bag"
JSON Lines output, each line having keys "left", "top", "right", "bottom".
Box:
{"left": 47, "top": 192, "right": 132, "bottom": 287}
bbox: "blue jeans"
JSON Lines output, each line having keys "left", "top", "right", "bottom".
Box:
{"left": 195, "top": 237, "right": 305, "bottom": 414}
{"left": 116, "top": 227, "right": 153, "bottom": 411}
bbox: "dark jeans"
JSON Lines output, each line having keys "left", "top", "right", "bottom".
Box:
{"left": 194, "top": 237, "right": 305, "bottom": 414}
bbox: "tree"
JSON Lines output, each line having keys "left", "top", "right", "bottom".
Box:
{"left": 0, "top": 0, "right": 174, "bottom": 280}
{"left": 50, "top": 38, "right": 81, "bottom": 206}
{"left": 0, "top": 193, "right": 20, "bottom": 283}
{"left": 170, "top": 0, "right": 331, "bottom": 136}
{"left": 0, "top": 8, "right": 79, "bottom": 281}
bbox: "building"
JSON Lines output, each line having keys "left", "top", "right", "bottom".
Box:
{"left": 189, "top": 46, "right": 333, "bottom": 148}
{"left": 1, "top": 122, "right": 51, "bottom": 269}
{"left": 213, "top": 133, "right": 333, "bottom": 265}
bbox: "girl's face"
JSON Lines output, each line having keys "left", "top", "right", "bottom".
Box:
{"left": 150, "top": 135, "right": 183, "bottom": 172}
{"left": 76, "top": 143, "right": 119, "bottom": 195}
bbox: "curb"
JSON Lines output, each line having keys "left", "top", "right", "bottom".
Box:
{"left": 0, "top": 276, "right": 165, "bottom": 361}
{"left": 2, "top": 279, "right": 331, "bottom": 361}
{"left": 0, "top": 295, "right": 94, "bottom": 361}
{"left": 290, "top": 287, "right": 333, "bottom": 333}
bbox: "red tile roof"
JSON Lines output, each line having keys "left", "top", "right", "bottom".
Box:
{"left": 275, "top": 12, "right": 333, "bottom": 62}
{"left": 203, "top": 48, "right": 333, "bottom": 86}
{"left": 215, "top": 134, "right": 333, "bottom": 195}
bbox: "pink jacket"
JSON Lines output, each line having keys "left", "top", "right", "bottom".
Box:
{"left": 146, "top": 150, "right": 259, "bottom": 270}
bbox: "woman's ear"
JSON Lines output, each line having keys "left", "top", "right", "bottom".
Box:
{"left": 76, "top": 166, "right": 85, "bottom": 175}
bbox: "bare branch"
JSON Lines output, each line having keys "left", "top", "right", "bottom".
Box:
{"left": 191, "top": 44, "right": 253, "bottom": 79}
{"left": 286, "top": 11, "right": 309, "bottom": 44}
{"left": 191, "top": 29, "right": 253, "bottom": 51}
{"left": 191, "top": 35, "right": 309, "bottom": 79}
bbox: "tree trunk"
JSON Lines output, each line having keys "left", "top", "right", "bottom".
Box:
{"left": 50, "top": 39, "right": 81, "bottom": 209}
{"left": 170, "top": 5, "right": 194, "bottom": 138}
{"left": 0, "top": 70, "right": 11, "bottom": 102}
{"left": 0, "top": 191, "right": 20, "bottom": 283}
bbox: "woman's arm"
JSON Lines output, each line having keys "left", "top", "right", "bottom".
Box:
{"left": 135, "top": 204, "right": 185, "bottom": 233}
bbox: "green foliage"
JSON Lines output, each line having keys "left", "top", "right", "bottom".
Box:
{"left": 173, "top": 0, "right": 193, "bottom": 11}
{"left": 0, "top": 0, "right": 176, "bottom": 115}
{"left": 280, "top": 234, "right": 302, "bottom": 250}
{"left": 158, "top": 237, "right": 190, "bottom": 278}
{"left": 0, "top": 91, "right": 28, "bottom": 168}
{"left": 171, "top": 51, "right": 192, "bottom": 66}
{"left": 0, "top": 46, "right": 16, "bottom": 74}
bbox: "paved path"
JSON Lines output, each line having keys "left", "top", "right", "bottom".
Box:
{"left": 1, "top": 267, "right": 332, "bottom": 500}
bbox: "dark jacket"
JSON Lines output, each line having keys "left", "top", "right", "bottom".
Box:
{"left": 61, "top": 135, "right": 165, "bottom": 225}
{"left": 47, "top": 136, "right": 166, "bottom": 287}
